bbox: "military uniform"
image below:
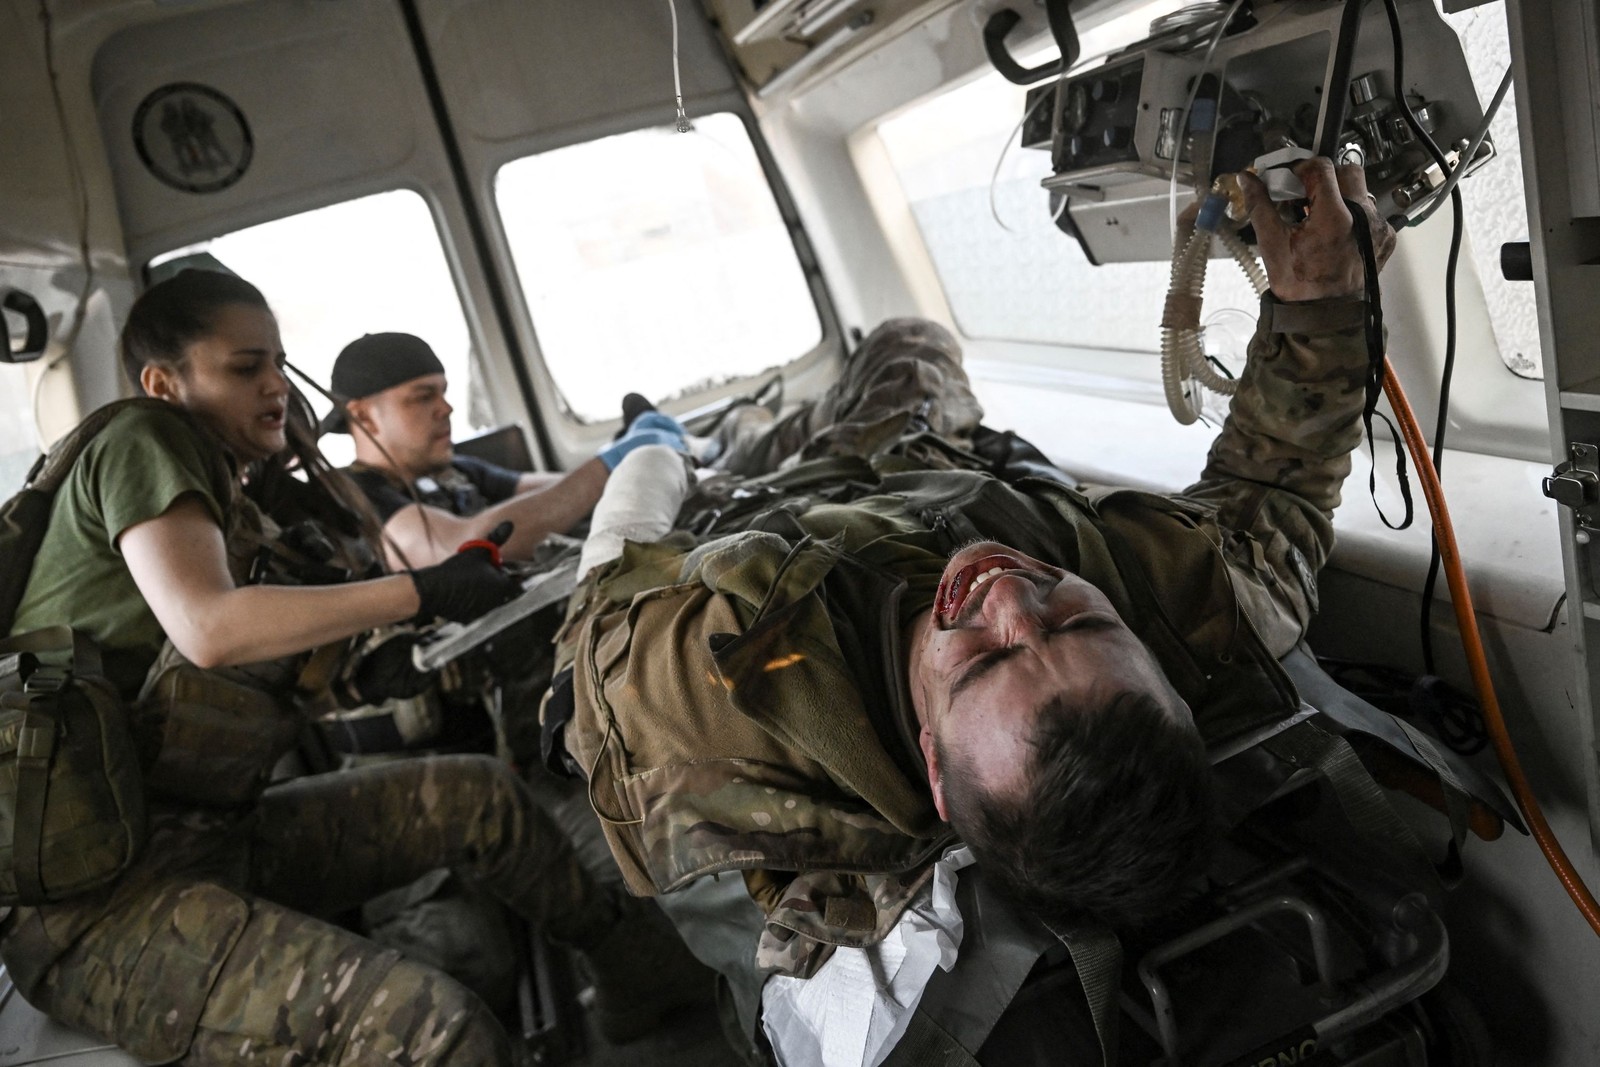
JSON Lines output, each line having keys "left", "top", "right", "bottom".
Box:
{"left": 2, "top": 404, "right": 615, "bottom": 1064}
{"left": 340, "top": 434, "right": 564, "bottom": 1014}
{"left": 344, "top": 456, "right": 523, "bottom": 526}
{"left": 551, "top": 300, "right": 1378, "bottom": 979}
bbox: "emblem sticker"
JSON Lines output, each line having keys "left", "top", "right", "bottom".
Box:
{"left": 132, "top": 83, "right": 253, "bottom": 194}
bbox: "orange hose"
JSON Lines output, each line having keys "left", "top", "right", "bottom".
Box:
{"left": 1381, "top": 365, "right": 1600, "bottom": 937}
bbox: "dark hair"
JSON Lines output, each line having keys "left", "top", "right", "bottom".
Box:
{"left": 120, "top": 269, "right": 269, "bottom": 391}
{"left": 939, "top": 691, "right": 1217, "bottom": 931}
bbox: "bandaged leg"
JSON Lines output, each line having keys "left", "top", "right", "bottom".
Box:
{"left": 578, "top": 444, "right": 691, "bottom": 577}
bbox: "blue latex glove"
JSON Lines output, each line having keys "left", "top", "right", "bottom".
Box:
{"left": 598, "top": 428, "right": 686, "bottom": 470}
{"left": 630, "top": 411, "right": 688, "bottom": 438}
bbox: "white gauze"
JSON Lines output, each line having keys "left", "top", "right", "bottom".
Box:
{"left": 578, "top": 444, "right": 692, "bottom": 577}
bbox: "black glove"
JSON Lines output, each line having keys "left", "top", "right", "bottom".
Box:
{"left": 340, "top": 632, "right": 433, "bottom": 708}
{"left": 409, "top": 522, "right": 521, "bottom": 623}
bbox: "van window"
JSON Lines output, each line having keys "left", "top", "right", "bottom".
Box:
{"left": 149, "top": 190, "right": 486, "bottom": 465}
{"left": 0, "top": 364, "right": 37, "bottom": 490}
{"left": 877, "top": 2, "right": 1538, "bottom": 378}
{"left": 495, "top": 112, "right": 821, "bottom": 423}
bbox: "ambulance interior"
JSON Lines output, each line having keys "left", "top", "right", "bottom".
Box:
{"left": 1, "top": 0, "right": 1597, "bottom": 1063}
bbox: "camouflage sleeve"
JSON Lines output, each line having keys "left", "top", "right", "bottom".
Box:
{"left": 1181, "top": 293, "right": 1370, "bottom": 652}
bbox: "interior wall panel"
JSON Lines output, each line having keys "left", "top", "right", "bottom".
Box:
{"left": 90, "top": 0, "right": 440, "bottom": 262}
{"left": 426, "top": 0, "right": 735, "bottom": 149}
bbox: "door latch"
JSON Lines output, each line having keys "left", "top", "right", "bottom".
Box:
{"left": 1543, "top": 442, "right": 1600, "bottom": 542}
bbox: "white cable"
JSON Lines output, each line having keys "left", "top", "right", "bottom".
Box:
{"left": 989, "top": 85, "right": 1059, "bottom": 233}
{"left": 30, "top": 0, "right": 92, "bottom": 443}
{"left": 1166, "top": 0, "right": 1249, "bottom": 243}
{"left": 668, "top": 0, "right": 694, "bottom": 132}
{"left": 1407, "top": 65, "right": 1512, "bottom": 227}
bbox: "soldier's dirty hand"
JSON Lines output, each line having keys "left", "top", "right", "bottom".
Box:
{"left": 1238, "top": 157, "right": 1397, "bottom": 302}
{"left": 340, "top": 631, "right": 433, "bottom": 708}
{"left": 410, "top": 521, "right": 521, "bottom": 622}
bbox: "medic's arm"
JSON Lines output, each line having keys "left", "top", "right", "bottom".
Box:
{"left": 1180, "top": 159, "right": 1396, "bottom": 646}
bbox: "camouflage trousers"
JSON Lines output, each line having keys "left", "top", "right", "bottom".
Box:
{"left": 0, "top": 755, "right": 612, "bottom": 1065}
{"left": 712, "top": 317, "right": 984, "bottom": 476}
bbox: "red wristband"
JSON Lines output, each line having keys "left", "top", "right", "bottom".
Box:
{"left": 456, "top": 539, "right": 504, "bottom": 567}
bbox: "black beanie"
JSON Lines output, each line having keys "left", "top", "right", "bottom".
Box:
{"left": 319, "top": 332, "right": 446, "bottom": 435}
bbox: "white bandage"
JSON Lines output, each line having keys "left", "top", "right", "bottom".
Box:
{"left": 578, "top": 444, "right": 691, "bottom": 578}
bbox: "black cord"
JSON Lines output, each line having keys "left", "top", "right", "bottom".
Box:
{"left": 1381, "top": 0, "right": 1452, "bottom": 175}
{"left": 1382, "top": 0, "right": 1469, "bottom": 674}
{"left": 1419, "top": 187, "right": 1464, "bottom": 674}
{"left": 1346, "top": 197, "right": 1414, "bottom": 531}
{"left": 1318, "top": 0, "right": 1367, "bottom": 158}
{"left": 1380, "top": 0, "right": 1479, "bottom": 739}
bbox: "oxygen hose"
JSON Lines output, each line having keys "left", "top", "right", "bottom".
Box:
{"left": 1380, "top": 365, "right": 1600, "bottom": 937}
{"left": 1162, "top": 185, "right": 1600, "bottom": 936}
{"left": 1160, "top": 198, "right": 1268, "bottom": 424}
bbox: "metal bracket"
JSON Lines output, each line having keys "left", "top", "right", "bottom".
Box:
{"left": 1543, "top": 442, "right": 1600, "bottom": 542}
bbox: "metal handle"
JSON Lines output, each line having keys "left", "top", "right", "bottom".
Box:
{"left": 983, "top": 0, "right": 1080, "bottom": 86}
{"left": 1, "top": 289, "right": 48, "bottom": 363}
{"left": 1136, "top": 894, "right": 1337, "bottom": 1061}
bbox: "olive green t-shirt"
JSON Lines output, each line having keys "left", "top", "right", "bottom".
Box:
{"left": 10, "top": 405, "right": 228, "bottom": 695}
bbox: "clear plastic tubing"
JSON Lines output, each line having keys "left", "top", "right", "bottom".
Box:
{"left": 1160, "top": 192, "right": 1266, "bottom": 423}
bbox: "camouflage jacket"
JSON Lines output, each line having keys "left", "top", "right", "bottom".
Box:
{"left": 554, "top": 294, "right": 1371, "bottom": 978}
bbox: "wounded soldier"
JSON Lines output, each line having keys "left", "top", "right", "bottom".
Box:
{"left": 541, "top": 160, "right": 1487, "bottom": 1062}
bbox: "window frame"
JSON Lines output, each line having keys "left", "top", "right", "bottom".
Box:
{"left": 478, "top": 96, "right": 844, "bottom": 466}
{"left": 142, "top": 182, "right": 503, "bottom": 465}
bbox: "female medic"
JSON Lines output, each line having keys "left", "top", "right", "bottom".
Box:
{"left": 1, "top": 269, "right": 700, "bottom": 1064}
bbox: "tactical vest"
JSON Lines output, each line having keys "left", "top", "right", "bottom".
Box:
{"left": 132, "top": 453, "right": 383, "bottom": 810}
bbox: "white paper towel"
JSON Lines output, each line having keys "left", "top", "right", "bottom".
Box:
{"left": 761, "top": 846, "right": 975, "bottom": 1067}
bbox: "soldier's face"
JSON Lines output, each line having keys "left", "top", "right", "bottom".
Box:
{"left": 350, "top": 373, "right": 455, "bottom": 476}
{"left": 145, "top": 303, "right": 289, "bottom": 463}
{"left": 906, "top": 540, "right": 1192, "bottom": 815}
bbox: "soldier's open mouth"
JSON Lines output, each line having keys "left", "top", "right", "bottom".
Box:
{"left": 938, "top": 551, "right": 1032, "bottom": 624}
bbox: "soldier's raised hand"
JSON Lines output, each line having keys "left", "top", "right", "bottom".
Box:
{"left": 1238, "top": 158, "right": 1397, "bottom": 302}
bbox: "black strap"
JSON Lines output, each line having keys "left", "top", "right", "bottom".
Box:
{"left": 9, "top": 691, "right": 60, "bottom": 902}
{"left": 317, "top": 711, "right": 408, "bottom": 755}
{"left": 1043, "top": 920, "right": 1123, "bottom": 1067}
{"left": 540, "top": 667, "right": 580, "bottom": 777}
{"left": 1345, "top": 198, "right": 1413, "bottom": 531}
{"left": 883, "top": 1009, "right": 981, "bottom": 1067}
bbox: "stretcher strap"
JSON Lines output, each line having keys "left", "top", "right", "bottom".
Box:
{"left": 1392, "top": 717, "right": 1473, "bottom": 849}
{"left": 1262, "top": 720, "right": 1438, "bottom": 892}
{"left": 1045, "top": 919, "right": 1123, "bottom": 1067}
{"left": 884, "top": 1010, "right": 980, "bottom": 1067}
